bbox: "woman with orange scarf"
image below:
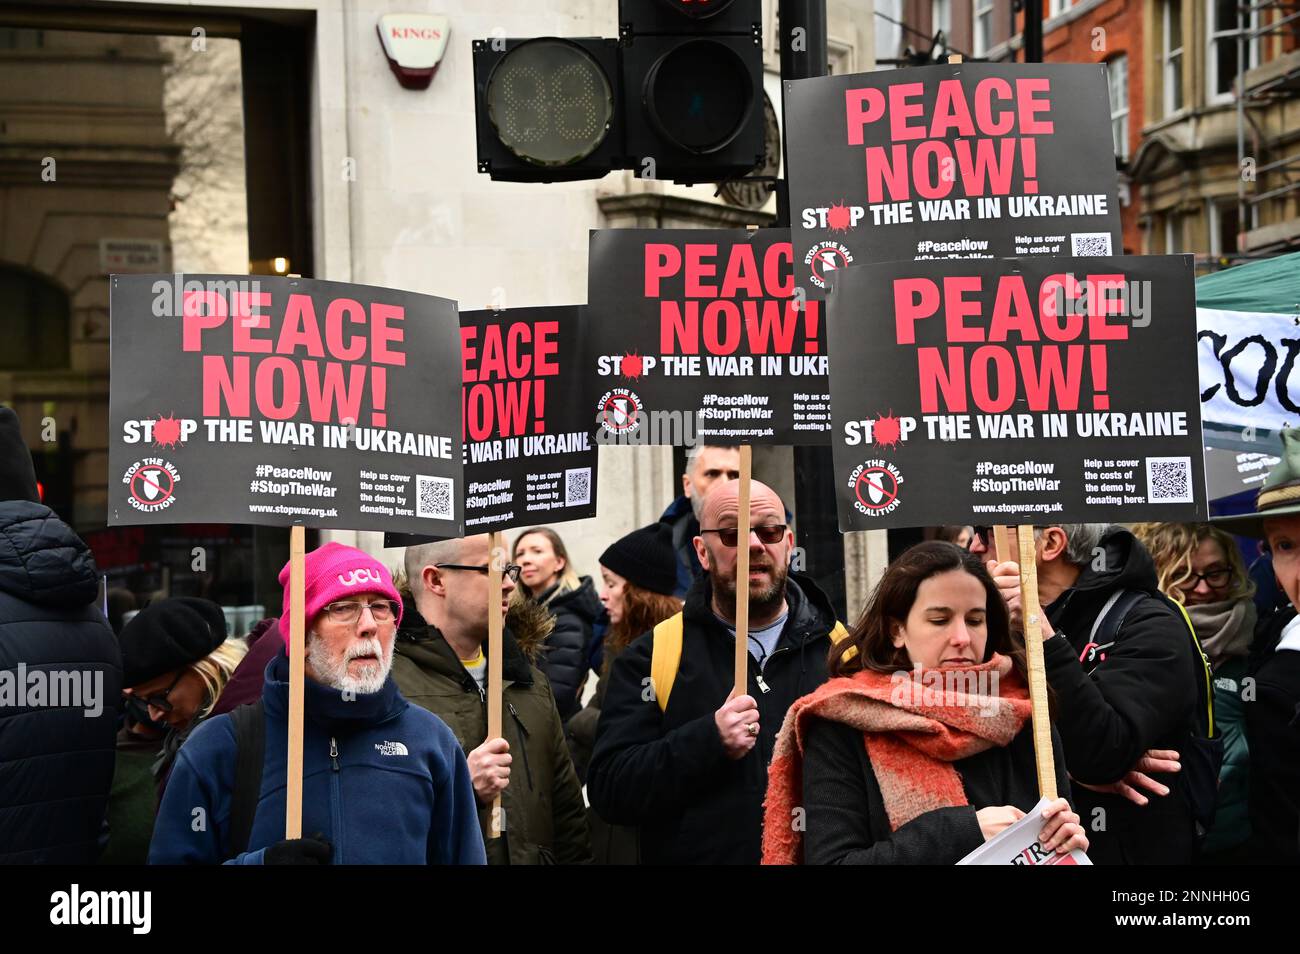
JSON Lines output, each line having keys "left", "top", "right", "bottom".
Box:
{"left": 763, "top": 541, "right": 1088, "bottom": 864}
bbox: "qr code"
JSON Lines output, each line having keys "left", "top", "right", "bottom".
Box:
{"left": 565, "top": 467, "right": 592, "bottom": 507}
{"left": 1071, "top": 232, "right": 1113, "bottom": 256}
{"left": 1146, "top": 457, "right": 1193, "bottom": 503}
{"left": 416, "top": 474, "right": 454, "bottom": 520}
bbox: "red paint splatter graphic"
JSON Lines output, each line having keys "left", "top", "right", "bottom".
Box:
{"left": 621, "top": 351, "right": 645, "bottom": 381}
{"left": 873, "top": 411, "right": 902, "bottom": 449}
{"left": 827, "top": 202, "right": 853, "bottom": 232}
{"left": 152, "top": 413, "right": 185, "bottom": 449}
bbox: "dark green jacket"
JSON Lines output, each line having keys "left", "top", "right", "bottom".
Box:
{"left": 1203, "top": 656, "right": 1251, "bottom": 855}
{"left": 391, "top": 602, "right": 592, "bottom": 865}
{"left": 99, "top": 727, "right": 164, "bottom": 865}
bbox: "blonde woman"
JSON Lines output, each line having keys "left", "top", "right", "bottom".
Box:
{"left": 105, "top": 599, "right": 246, "bottom": 864}
{"left": 512, "top": 527, "right": 602, "bottom": 719}
{"left": 1132, "top": 522, "right": 1256, "bottom": 861}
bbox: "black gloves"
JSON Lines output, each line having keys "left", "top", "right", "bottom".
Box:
{"left": 264, "top": 832, "right": 332, "bottom": 865}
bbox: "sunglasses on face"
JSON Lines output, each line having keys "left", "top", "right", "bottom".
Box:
{"left": 699, "top": 524, "right": 788, "bottom": 548}
{"left": 435, "top": 563, "right": 523, "bottom": 583}
{"left": 323, "top": 599, "right": 400, "bottom": 625}
{"left": 140, "top": 668, "right": 185, "bottom": 714}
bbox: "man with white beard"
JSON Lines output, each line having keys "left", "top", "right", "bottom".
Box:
{"left": 149, "top": 543, "right": 485, "bottom": 865}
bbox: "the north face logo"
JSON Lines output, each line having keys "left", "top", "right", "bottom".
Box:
{"left": 340, "top": 568, "right": 381, "bottom": 587}
{"left": 375, "top": 741, "right": 408, "bottom": 756}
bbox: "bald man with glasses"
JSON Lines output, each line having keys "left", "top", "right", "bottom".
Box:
{"left": 588, "top": 480, "right": 846, "bottom": 864}
{"left": 393, "top": 533, "right": 592, "bottom": 865}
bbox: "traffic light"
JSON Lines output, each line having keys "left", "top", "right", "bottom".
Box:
{"left": 619, "top": 0, "right": 764, "bottom": 184}
{"left": 472, "top": 0, "right": 765, "bottom": 184}
{"left": 472, "top": 37, "right": 623, "bottom": 183}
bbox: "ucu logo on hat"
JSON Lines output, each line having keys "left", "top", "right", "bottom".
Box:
{"left": 339, "top": 567, "right": 381, "bottom": 587}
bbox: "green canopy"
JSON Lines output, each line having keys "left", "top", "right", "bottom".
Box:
{"left": 1195, "top": 250, "right": 1300, "bottom": 313}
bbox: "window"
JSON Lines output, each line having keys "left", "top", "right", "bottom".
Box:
{"left": 1106, "top": 55, "right": 1129, "bottom": 161}
{"left": 1163, "top": 0, "right": 1184, "bottom": 115}
{"left": 1165, "top": 212, "right": 1184, "bottom": 253}
{"left": 828, "top": 37, "right": 855, "bottom": 75}
{"left": 1207, "top": 0, "right": 1258, "bottom": 100}
{"left": 1207, "top": 200, "right": 1238, "bottom": 256}
{"left": 973, "top": 0, "right": 993, "bottom": 56}
{"left": 0, "top": 266, "right": 69, "bottom": 371}
{"left": 0, "top": 28, "right": 44, "bottom": 49}
{"left": 1049, "top": 0, "right": 1072, "bottom": 16}
{"left": 932, "top": 0, "right": 951, "bottom": 38}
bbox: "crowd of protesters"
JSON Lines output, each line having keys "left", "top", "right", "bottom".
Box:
{"left": 2, "top": 411, "right": 1298, "bottom": 865}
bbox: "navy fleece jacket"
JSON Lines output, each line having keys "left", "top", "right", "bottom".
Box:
{"left": 149, "top": 650, "right": 485, "bottom": 865}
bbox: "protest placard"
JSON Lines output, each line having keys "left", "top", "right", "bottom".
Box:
{"left": 385, "top": 305, "right": 598, "bottom": 549}
{"left": 586, "top": 228, "right": 831, "bottom": 446}
{"left": 827, "top": 255, "right": 1207, "bottom": 532}
{"left": 785, "top": 63, "right": 1123, "bottom": 299}
{"left": 108, "top": 274, "right": 463, "bottom": 537}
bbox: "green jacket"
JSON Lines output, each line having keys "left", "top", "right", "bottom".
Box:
{"left": 391, "top": 602, "right": 592, "bottom": 865}
{"left": 99, "top": 727, "right": 164, "bottom": 865}
{"left": 1203, "top": 656, "right": 1251, "bottom": 855}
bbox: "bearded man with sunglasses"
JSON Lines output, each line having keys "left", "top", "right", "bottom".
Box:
{"left": 150, "top": 542, "right": 485, "bottom": 865}
{"left": 589, "top": 480, "right": 844, "bottom": 864}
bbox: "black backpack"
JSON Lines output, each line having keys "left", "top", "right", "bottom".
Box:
{"left": 224, "top": 700, "right": 266, "bottom": 860}
{"left": 1090, "top": 589, "right": 1224, "bottom": 838}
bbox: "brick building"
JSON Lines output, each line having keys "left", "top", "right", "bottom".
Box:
{"left": 893, "top": 0, "right": 1141, "bottom": 251}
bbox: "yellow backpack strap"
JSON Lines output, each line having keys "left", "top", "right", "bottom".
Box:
{"left": 1171, "top": 599, "right": 1216, "bottom": 737}
{"left": 650, "top": 613, "right": 685, "bottom": 713}
{"left": 830, "top": 620, "right": 856, "bottom": 662}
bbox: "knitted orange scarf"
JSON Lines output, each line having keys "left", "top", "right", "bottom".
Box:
{"left": 761, "top": 656, "right": 1030, "bottom": 865}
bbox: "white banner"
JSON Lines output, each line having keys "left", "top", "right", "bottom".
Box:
{"left": 1198, "top": 307, "right": 1300, "bottom": 432}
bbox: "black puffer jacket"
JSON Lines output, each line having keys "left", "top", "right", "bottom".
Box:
{"left": 535, "top": 577, "right": 602, "bottom": 720}
{"left": 588, "top": 572, "right": 840, "bottom": 864}
{"left": 1042, "top": 526, "right": 1199, "bottom": 865}
{"left": 1245, "top": 607, "right": 1300, "bottom": 864}
{"left": 0, "top": 501, "right": 123, "bottom": 863}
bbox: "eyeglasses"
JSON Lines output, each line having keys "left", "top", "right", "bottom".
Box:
{"left": 1186, "top": 567, "right": 1232, "bottom": 589}
{"left": 699, "top": 525, "right": 788, "bottom": 548}
{"left": 140, "top": 669, "right": 185, "bottom": 714}
{"left": 323, "top": 599, "right": 400, "bottom": 625}
{"left": 435, "top": 563, "right": 523, "bottom": 583}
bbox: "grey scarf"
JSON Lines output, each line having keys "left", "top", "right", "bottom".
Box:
{"left": 1186, "top": 597, "right": 1256, "bottom": 669}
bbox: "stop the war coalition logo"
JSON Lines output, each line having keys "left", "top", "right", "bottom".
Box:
{"left": 122, "top": 458, "right": 180, "bottom": 512}
{"left": 850, "top": 459, "right": 904, "bottom": 516}
{"left": 597, "top": 387, "right": 643, "bottom": 436}
{"left": 806, "top": 240, "right": 855, "bottom": 290}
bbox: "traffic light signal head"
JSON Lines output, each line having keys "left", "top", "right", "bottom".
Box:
{"left": 622, "top": 32, "right": 763, "bottom": 181}
{"left": 620, "top": 0, "right": 760, "bottom": 33}
{"left": 473, "top": 37, "right": 622, "bottom": 182}
{"left": 473, "top": 1, "right": 765, "bottom": 184}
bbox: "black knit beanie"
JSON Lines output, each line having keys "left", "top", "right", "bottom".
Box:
{"left": 118, "top": 597, "right": 229, "bottom": 688}
{"left": 599, "top": 523, "right": 677, "bottom": 597}
{"left": 0, "top": 407, "right": 39, "bottom": 503}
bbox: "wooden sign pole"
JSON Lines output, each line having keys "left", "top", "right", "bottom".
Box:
{"left": 1016, "top": 524, "right": 1057, "bottom": 800}
{"left": 285, "top": 523, "right": 306, "bottom": 838}
{"left": 734, "top": 445, "right": 753, "bottom": 697}
{"left": 486, "top": 529, "right": 505, "bottom": 838}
